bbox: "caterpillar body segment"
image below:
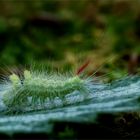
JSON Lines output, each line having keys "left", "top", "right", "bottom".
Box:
{"left": 2, "top": 70, "right": 92, "bottom": 109}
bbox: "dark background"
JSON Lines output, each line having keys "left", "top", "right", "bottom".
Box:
{"left": 0, "top": 0, "right": 140, "bottom": 81}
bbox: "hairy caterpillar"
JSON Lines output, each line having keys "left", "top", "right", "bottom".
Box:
{"left": 1, "top": 69, "right": 92, "bottom": 111}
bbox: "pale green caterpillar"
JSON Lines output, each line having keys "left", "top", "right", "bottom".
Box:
{"left": 2, "top": 70, "right": 91, "bottom": 110}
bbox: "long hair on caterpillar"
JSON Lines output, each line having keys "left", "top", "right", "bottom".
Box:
{"left": 0, "top": 58, "right": 119, "bottom": 113}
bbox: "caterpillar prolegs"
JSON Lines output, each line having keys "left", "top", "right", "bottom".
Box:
{"left": 1, "top": 70, "right": 92, "bottom": 110}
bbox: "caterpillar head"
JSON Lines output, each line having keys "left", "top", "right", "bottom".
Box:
{"left": 24, "top": 70, "right": 32, "bottom": 80}
{"left": 9, "top": 70, "right": 31, "bottom": 85}
{"left": 2, "top": 73, "right": 21, "bottom": 108}
{"left": 9, "top": 73, "right": 20, "bottom": 86}
{"left": 2, "top": 70, "right": 32, "bottom": 108}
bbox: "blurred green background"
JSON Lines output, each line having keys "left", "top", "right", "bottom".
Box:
{"left": 0, "top": 0, "right": 140, "bottom": 81}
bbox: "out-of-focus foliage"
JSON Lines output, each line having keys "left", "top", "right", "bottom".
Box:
{"left": 0, "top": 0, "right": 140, "bottom": 80}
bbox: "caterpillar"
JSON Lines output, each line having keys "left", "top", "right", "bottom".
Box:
{"left": 1, "top": 69, "right": 92, "bottom": 111}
